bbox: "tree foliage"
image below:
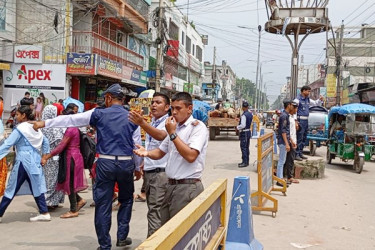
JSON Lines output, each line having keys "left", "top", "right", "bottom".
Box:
{"left": 234, "top": 77, "right": 269, "bottom": 109}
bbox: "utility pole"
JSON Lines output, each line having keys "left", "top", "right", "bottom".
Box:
{"left": 255, "top": 25, "right": 262, "bottom": 111}
{"left": 336, "top": 22, "right": 344, "bottom": 105}
{"left": 212, "top": 47, "right": 217, "bottom": 101}
{"left": 155, "top": 0, "right": 164, "bottom": 92}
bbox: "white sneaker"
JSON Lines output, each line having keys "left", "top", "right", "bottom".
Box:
{"left": 30, "top": 213, "right": 51, "bottom": 222}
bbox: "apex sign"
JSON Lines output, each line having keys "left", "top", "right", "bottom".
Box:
{"left": 3, "top": 63, "right": 66, "bottom": 88}
{"left": 17, "top": 65, "right": 51, "bottom": 84}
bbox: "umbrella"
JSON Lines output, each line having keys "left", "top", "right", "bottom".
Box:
{"left": 139, "top": 89, "right": 155, "bottom": 98}
{"left": 63, "top": 97, "right": 84, "bottom": 113}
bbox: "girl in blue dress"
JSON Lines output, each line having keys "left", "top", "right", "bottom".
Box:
{"left": 0, "top": 105, "right": 51, "bottom": 222}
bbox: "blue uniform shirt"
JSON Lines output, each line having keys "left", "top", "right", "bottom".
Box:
{"left": 237, "top": 110, "right": 253, "bottom": 130}
{"left": 90, "top": 104, "right": 138, "bottom": 156}
{"left": 297, "top": 94, "right": 310, "bottom": 117}
{"left": 277, "top": 110, "right": 290, "bottom": 145}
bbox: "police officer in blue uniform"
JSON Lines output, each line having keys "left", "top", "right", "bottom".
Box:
{"left": 294, "top": 85, "right": 323, "bottom": 161}
{"left": 33, "top": 84, "right": 142, "bottom": 250}
{"left": 237, "top": 101, "right": 253, "bottom": 168}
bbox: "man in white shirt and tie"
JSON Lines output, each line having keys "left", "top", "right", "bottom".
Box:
{"left": 133, "top": 92, "right": 208, "bottom": 225}
{"left": 129, "top": 93, "right": 170, "bottom": 237}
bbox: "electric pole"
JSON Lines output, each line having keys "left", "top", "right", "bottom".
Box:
{"left": 212, "top": 47, "right": 217, "bottom": 101}
{"left": 336, "top": 22, "right": 344, "bottom": 105}
{"left": 155, "top": 0, "right": 164, "bottom": 92}
{"left": 255, "top": 25, "right": 262, "bottom": 111}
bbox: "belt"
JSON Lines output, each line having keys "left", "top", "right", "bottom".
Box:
{"left": 144, "top": 168, "right": 165, "bottom": 173}
{"left": 98, "top": 154, "right": 132, "bottom": 161}
{"left": 298, "top": 116, "right": 308, "bottom": 120}
{"left": 168, "top": 178, "right": 201, "bottom": 185}
{"left": 240, "top": 129, "right": 250, "bottom": 132}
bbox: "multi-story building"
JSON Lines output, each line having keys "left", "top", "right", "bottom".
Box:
{"left": 327, "top": 26, "right": 375, "bottom": 106}
{"left": 297, "top": 64, "right": 326, "bottom": 99}
{"left": 149, "top": 0, "right": 206, "bottom": 97}
{"left": 202, "top": 61, "right": 236, "bottom": 103}
{"left": 1, "top": 0, "right": 150, "bottom": 111}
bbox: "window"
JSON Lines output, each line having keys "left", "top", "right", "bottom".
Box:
{"left": 186, "top": 36, "right": 191, "bottom": 54}
{"left": 169, "top": 19, "right": 179, "bottom": 40}
{"left": 192, "top": 44, "right": 195, "bottom": 56}
{"left": 196, "top": 46, "right": 203, "bottom": 61}
{"left": 181, "top": 31, "right": 185, "bottom": 45}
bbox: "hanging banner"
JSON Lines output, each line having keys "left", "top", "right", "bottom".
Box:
{"left": 320, "top": 87, "right": 327, "bottom": 97}
{"left": 66, "top": 53, "right": 96, "bottom": 75}
{"left": 326, "top": 74, "right": 337, "bottom": 97}
{"left": 97, "top": 56, "right": 122, "bottom": 79}
{"left": 167, "top": 40, "right": 179, "bottom": 58}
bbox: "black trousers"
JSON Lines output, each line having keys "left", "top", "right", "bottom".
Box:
{"left": 239, "top": 131, "right": 251, "bottom": 164}
{"left": 284, "top": 147, "right": 296, "bottom": 179}
{"left": 68, "top": 159, "right": 82, "bottom": 212}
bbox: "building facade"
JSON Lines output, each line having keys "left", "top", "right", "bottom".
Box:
{"left": 149, "top": 0, "right": 206, "bottom": 97}
{"left": 1, "top": 0, "right": 150, "bottom": 111}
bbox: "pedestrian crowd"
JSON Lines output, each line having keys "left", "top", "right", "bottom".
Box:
{"left": 0, "top": 86, "right": 208, "bottom": 250}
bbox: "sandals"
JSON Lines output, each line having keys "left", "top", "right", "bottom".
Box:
{"left": 134, "top": 194, "right": 146, "bottom": 202}
{"left": 288, "top": 178, "right": 300, "bottom": 184}
{"left": 60, "top": 211, "right": 78, "bottom": 219}
{"left": 76, "top": 200, "right": 87, "bottom": 212}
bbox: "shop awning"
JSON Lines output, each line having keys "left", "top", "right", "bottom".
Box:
{"left": 0, "top": 63, "right": 10, "bottom": 70}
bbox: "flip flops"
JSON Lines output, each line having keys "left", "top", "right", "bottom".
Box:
{"left": 134, "top": 194, "right": 146, "bottom": 202}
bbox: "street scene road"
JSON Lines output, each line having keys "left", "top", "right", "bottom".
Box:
{"left": 1, "top": 130, "right": 374, "bottom": 250}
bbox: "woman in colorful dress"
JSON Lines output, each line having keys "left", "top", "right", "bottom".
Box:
{"left": 0, "top": 105, "right": 51, "bottom": 222}
{"left": 42, "top": 108, "right": 88, "bottom": 218}
{"left": 41, "top": 105, "right": 65, "bottom": 209}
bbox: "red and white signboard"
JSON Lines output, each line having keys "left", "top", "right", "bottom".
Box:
{"left": 2, "top": 64, "right": 66, "bottom": 111}
{"left": 14, "top": 45, "right": 43, "bottom": 64}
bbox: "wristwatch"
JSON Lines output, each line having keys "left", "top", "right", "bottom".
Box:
{"left": 170, "top": 133, "right": 178, "bottom": 141}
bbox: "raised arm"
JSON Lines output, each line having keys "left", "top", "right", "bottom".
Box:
{"left": 33, "top": 109, "right": 95, "bottom": 130}
{"left": 129, "top": 111, "right": 167, "bottom": 141}
{"left": 0, "top": 130, "right": 21, "bottom": 159}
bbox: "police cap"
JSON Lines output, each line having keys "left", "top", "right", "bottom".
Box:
{"left": 242, "top": 102, "right": 249, "bottom": 108}
{"left": 103, "top": 84, "right": 124, "bottom": 97}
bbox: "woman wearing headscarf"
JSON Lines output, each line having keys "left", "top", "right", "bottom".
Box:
{"left": 41, "top": 105, "right": 65, "bottom": 209}
{"left": 42, "top": 108, "right": 88, "bottom": 218}
{"left": 0, "top": 105, "right": 51, "bottom": 222}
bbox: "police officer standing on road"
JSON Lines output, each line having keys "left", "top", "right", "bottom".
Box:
{"left": 294, "top": 86, "right": 323, "bottom": 161}
{"left": 237, "top": 101, "right": 253, "bottom": 168}
{"left": 32, "top": 84, "right": 142, "bottom": 250}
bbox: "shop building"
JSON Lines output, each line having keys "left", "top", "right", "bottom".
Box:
{"left": 69, "top": 1, "right": 150, "bottom": 107}
{"left": 149, "top": 0, "right": 207, "bottom": 97}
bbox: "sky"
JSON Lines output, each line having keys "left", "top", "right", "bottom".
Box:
{"left": 174, "top": 0, "right": 374, "bottom": 104}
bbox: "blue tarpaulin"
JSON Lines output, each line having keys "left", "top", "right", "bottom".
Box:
{"left": 329, "top": 103, "right": 375, "bottom": 118}
{"left": 192, "top": 100, "right": 211, "bottom": 123}
{"left": 63, "top": 97, "right": 84, "bottom": 113}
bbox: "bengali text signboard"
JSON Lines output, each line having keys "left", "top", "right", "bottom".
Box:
{"left": 66, "top": 53, "right": 96, "bottom": 75}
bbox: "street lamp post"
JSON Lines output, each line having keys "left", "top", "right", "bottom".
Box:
{"left": 239, "top": 25, "right": 261, "bottom": 110}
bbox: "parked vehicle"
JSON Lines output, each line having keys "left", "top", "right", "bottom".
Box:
{"left": 327, "top": 104, "right": 375, "bottom": 174}
{"left": 304, "top": 106, "right": 329, "bottom": 156}
{"left": 264, "top": 110, "right": 276, "bottom": 129}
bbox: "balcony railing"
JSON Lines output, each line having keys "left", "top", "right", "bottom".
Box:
{"left": 71, "top": 31, "right": 144, "bottom": 70}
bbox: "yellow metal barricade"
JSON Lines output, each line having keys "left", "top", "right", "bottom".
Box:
{"left": 136, "top": 179, "right": 227, "bottom": 250}
{"left": 250, "top": 133, "right": 287, "bottom": 217}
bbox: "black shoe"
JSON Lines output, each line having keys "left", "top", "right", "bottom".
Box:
{"left": 238, "top": 163, "right": 249, "bottom": 168}
{"left": 301, "top": 155, "right": 308, "bottom": 159}
{"left": 295, "top": 156, "right": 303, "bottom": 161}
{"left": 116, "top": 237, "right": 132, "bottom": 247}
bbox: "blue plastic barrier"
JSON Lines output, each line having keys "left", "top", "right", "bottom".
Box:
{"left": 273, "top": 132, "right": 278, "bottom": 154}
{"left": 252, "top": 123, "right": 258, "bottom": 138}
{"left": 260, "top": 128, "right": 265, "bottom": 136}
{"left": 226, "top": 176, "right": 263, "bottom": 250}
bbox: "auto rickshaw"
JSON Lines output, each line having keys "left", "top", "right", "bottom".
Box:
{"left": 327, "top": 104, "right": 375, "bottom": 174}
{"left": 264, "top": 110, "right": 276, "bottom": 129}
{"left": 304, "top": 106, "right": 329, "bottom": 156}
